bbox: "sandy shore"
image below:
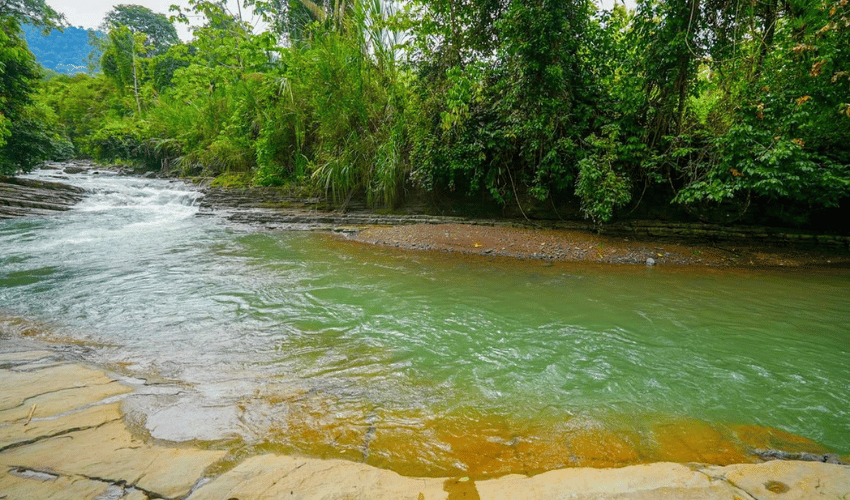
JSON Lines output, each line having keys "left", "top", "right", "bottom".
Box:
{"left": 1, "top": 341, "right": 848, "bottom": 500}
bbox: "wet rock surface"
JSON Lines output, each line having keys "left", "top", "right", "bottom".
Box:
{"left": 1, "top": 342, "right": 849, "bottom": 500}
{"left": 0, "top": 344, "right": 226, "bottom": 500}
{"left": 0, "top": 174, "right": 86, "bottom": 219}
{"left": 197, "top": 184, "right": 850, "bottom": 268}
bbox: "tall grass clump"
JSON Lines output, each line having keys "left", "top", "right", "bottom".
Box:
{"left": 253, "top": 1, "right": 412, "bottom": 208}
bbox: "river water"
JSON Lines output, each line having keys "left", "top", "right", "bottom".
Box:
{"left": 2, "top": 168, "right": 848, "bottom": 476}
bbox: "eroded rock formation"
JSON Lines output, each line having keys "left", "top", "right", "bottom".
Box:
{"left": 0, "top": 175, "right": 86, "bottom": 219}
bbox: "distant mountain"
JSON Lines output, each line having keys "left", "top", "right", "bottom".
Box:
{"left": 22, "top": 25, "right": 104, "bottom": 75}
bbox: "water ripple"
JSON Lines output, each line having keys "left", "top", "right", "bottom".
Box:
{"left": 2, "top": 169, "right": 849, "bottom": 462}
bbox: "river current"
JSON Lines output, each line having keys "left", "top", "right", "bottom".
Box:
{"left": 2, "top": 168, "right": 848, "bottom": 476}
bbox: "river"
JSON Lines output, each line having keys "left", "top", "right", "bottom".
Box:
{"left": 1, "top": 167, "right": 848, "bottom": 476}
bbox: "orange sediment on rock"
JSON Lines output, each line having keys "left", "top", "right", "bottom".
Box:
{"left": 561, "top": 428, "right": 642, "bottom": 468}
{"left": 729, "top": 423, "right": 832, "bottom": 455}
{"left": 241, "top": 392, "right": 839, "bottom": 478}
{"left": 649, "top": 420, "right": 755, "bottom": 465}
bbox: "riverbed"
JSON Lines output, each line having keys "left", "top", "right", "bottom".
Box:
{"left": 1, "top": 167, "right": 848, "bottom": 478}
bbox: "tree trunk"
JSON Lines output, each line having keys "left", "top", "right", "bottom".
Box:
{"left": 755, "top": 0, "right": 777, "bottom": 79}
{"left": 132, "top": 51, "right": 141, "bottom": 115}
{"left": 675, "top": 0, "right": 700, "bottom": 134}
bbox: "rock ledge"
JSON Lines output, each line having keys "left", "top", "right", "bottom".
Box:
{"left": 1, "top": 344, "right": 848, "bottom": 500}
{"left": 0, "top": 175, "right": 86, "bottom": 219}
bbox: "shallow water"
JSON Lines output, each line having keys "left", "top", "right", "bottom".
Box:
{"left": 2, "top": 169, "right": 848, "bottom": 476}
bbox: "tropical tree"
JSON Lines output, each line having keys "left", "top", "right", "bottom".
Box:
{"left": 102, "top": 4, "right": 179, "bottom": 56}
{"left": 100, "top": 26, "right": 149, "bottom": 113}
{"left": 407, "top": 0, "right": 610, "bottom": 218}
{"left": 656, "top": 0, "right": 850, "bottom": 222}
{"left": 0, "top": 0, "right": 64, "bottom": 31}
{"left": 0, "top": 0, "right": 66, "bottom": 174}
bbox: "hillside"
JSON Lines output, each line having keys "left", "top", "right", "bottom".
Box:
{"left": 22, "top": 25, "right": 103, "bottom": 74}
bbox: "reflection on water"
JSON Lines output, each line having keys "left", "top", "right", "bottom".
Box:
{"left": 1, "top": 169, "right": 849, "bottom": 477}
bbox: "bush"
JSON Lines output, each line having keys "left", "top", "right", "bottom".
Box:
{"left": 85, "top": 118, "right": 150, "bottom": 166}
{"left": 575, "top": 131, "right": 632, "bottom": 224}
{"left": 0, "top": 102, "right": 71, "bottom": 174}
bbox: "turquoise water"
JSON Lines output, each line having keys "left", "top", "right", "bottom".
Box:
{"left": 1, "top": 169, "right": 848, "bottom": 474}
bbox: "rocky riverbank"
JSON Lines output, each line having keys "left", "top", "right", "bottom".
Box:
{"left": 1, "top": 341, "right": 848, "bottom": 500}
{"left": 0, "top": 174, "right": 86, "bottom": 219}
{"left": 197, "top": 184, "right": 850, "bottom": 268}
{"left": 0, "top": 160, "right": 138, "bottom": 219}
{"left": 5, "top": 163, "right": 849, "bottom": 267}
{"left": 345, "top": 222, "right": 850, "bottom": 267}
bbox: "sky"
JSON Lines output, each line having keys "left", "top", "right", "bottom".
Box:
{"left": 46, "top": 0, "right": 629, "bottom": 41}
{"left": 45, "top": 0, "right": 259, "bottom": 40}
{"left": 49, "top": 0, "right": 188, "bottom": 30}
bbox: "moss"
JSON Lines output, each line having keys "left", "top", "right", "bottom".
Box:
{"left": 209, "top": 172, "right": 254, "bottom": 188}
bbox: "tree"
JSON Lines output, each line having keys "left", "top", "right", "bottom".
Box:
{"left": 630, "top": 0, "right": 704, "bottom": 148}
{"left": 100, "top": 26, "right": 148, "bottom": 113}
{"left": 406, "top": 0, "right": 505, "bottom": 72}
{"left": 1, "top": 20, "right": 41, "bottom": 170}
{"left": 102, "top": 4, "right": 179, "bottom": 56}
{"left": 673, "top": 0, "right": 850, "bottom": 218}
{"left": 0, "top": 0, "right": 64, "bottom": 33}
{"left": 38, "top": 73, "right": 116, "bottom": 152}
{"left": 408, "top": 0, "right": 603, "bottom": 216}
{"left": 1, "top": 0, "right": 67, "bottom": 173}
{"left": 98, "top": 6, "right": 179, "bottom": 113}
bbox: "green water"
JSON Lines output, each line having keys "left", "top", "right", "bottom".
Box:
{"left": 250, "top": 234, "right": 850, "bottom": 450}
{"left": 1, "top": 171, "right": 848, "bottom": 475}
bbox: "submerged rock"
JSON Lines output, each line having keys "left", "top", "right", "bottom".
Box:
{"left": 2, "top": 345, "right": 849, "bottom": 500}
{"left": 756, "top": 449, "right": 847, "bottom": 465}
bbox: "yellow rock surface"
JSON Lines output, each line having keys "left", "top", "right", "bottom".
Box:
{"left": 2, "top": 347, "right": 848, "bottom": 500}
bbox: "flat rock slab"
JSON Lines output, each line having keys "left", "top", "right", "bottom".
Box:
{"left": 475, "top": 460, "right": 850, "bottom": 499}
{"left": 0, "top": 421, "right": 227, "bottom": 499}
{"left": 187, "top": 454, "right": 448, "bottom": 500}
{"left": 0, "top": 402, "right": 125, "bottom": 453}
{"left": 702, "top": 460, "right": 850, "bottom": 500}
{"left": 0, "top": 175, "right": 86, "bottom": 219}
{"left": 0, "top": 354, "right": 135, "bottom": 454}
{"left": 2, "top": 346, "right": 848, "bottom": 500}
{"left": 187, "top": 455, "right": 850, "bottom": 500}
{"left": 0, "top": 363, "right": 127, "bottom": 412}
{"left": 0, "top": 351, "right": 226, "bottom": 500}
{"left": 0, "top": 468, "right": 148, "bottom": 500}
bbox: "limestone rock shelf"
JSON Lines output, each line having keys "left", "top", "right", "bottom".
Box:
{"left": 1, "top": 344, "right": 848, "bottom": 500}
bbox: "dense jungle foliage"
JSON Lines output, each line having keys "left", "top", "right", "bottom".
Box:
{"left": 3, "top": 0, "right": 849, "bottom": 228}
